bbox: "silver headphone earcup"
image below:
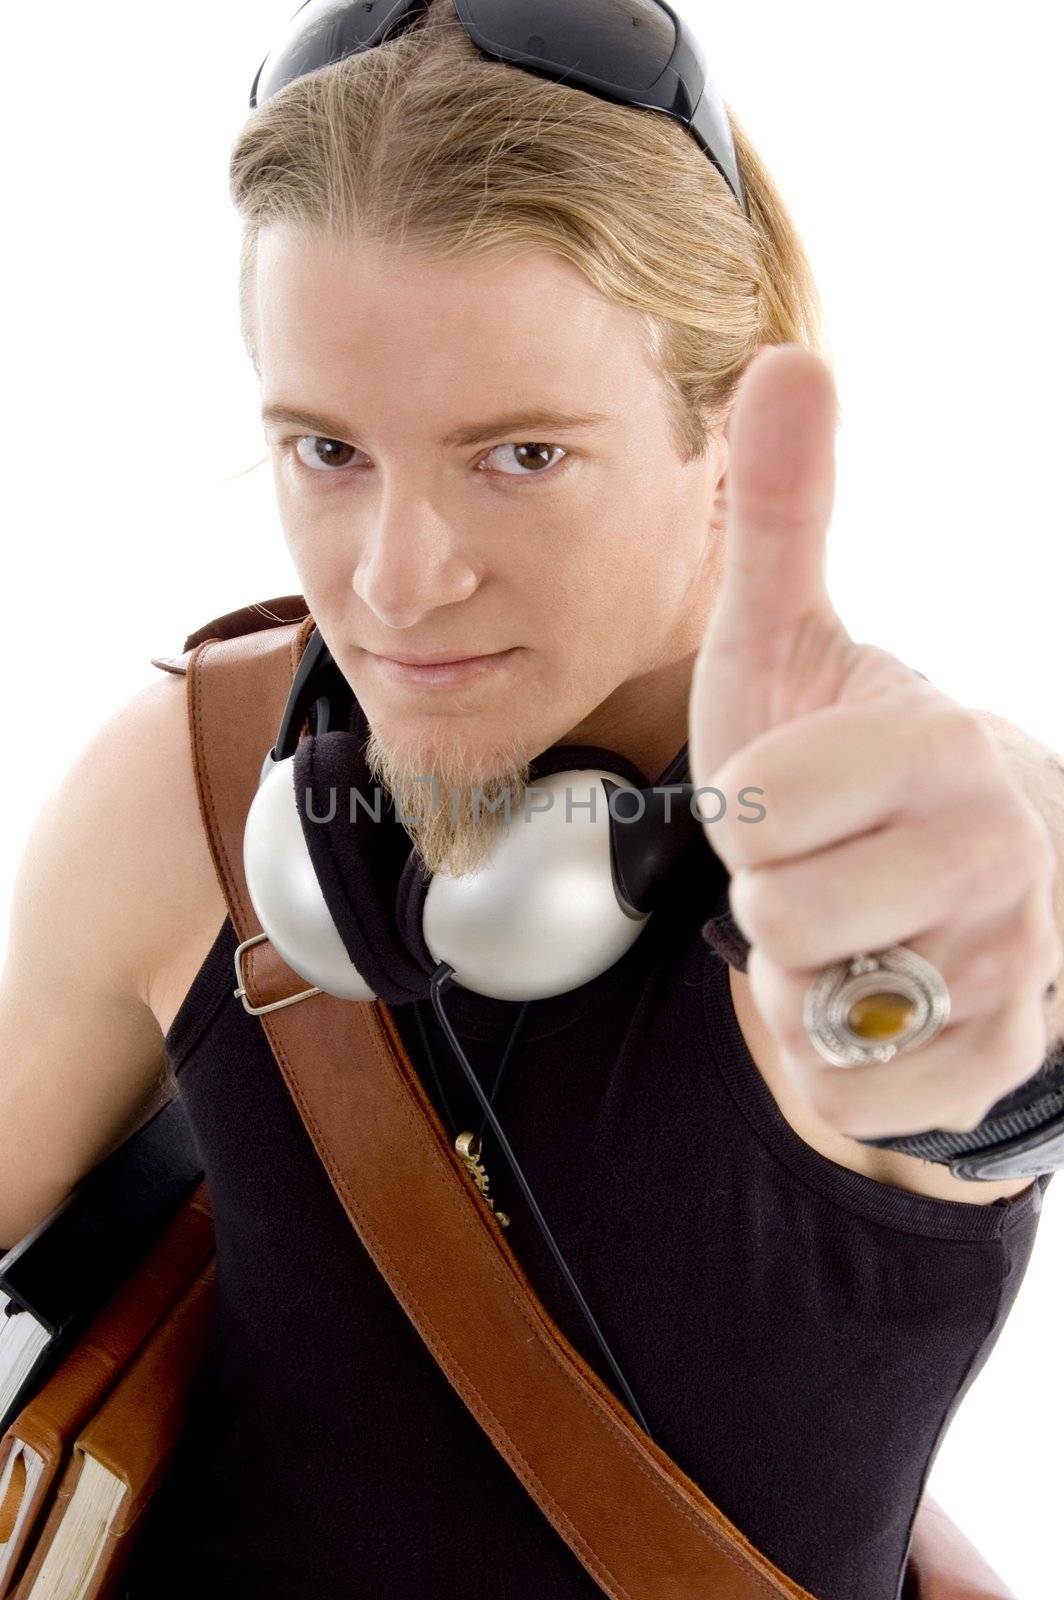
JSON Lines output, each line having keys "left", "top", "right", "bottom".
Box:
{"left": 243, "top": 755, "right": 376, "bottom": 1001}
{"left": 422, "top": 769, "right": 650, "bottom": 1002}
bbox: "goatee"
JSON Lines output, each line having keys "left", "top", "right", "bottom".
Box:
{"left": 364, "top": 722, "right": 532, "bottom": 878}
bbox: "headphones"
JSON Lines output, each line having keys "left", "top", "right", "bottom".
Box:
{"left": 243, "top": 626, "right": 727, "bottom": 1007}
{"left": 241, "top": 627, "right": 729, "bottom": 1439}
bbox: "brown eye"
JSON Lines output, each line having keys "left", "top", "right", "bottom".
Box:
{"left": 293, "top": 436, "right": 361, "bottom": 472}
{"left": 483, "top": 442, "right": 567, "bottom": 477}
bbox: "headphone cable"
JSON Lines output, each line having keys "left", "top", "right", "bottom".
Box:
{"left": 412, "top": 991, "right": 529, "bottom": 1144}
{"left": 427, "top": 962, "right": 653, "bottom": 1440}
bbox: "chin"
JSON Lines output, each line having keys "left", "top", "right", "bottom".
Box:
{"left": 366, "top": 711, "right": 532, "bottom": 791}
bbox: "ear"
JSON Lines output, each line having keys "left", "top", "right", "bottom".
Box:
{"left": 709, "top": 430, "right": 730, "bottom": 536}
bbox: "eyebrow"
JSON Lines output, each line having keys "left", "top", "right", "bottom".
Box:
{"left": 259, "top": 401, "right": 613, "bottom": 450}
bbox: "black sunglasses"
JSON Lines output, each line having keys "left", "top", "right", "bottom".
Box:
{"left": 249, "top": 0, "right": 748, "bottom": 217}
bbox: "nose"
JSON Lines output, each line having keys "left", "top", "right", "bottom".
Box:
{"left": 351, "top": 485, "right": 480, "bottom": 630}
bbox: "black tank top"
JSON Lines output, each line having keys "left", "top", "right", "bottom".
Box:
{"left": 120, "top": 858, "right": 1051, "bottom": 1600}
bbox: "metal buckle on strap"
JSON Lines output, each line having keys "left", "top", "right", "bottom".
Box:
{"left": 233, "top": 931, "right": 322, "bottom": 1015}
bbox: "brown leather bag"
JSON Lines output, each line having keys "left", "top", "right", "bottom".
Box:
{"left": 156, "top": 596, "right": 1020, "bottom": 1600}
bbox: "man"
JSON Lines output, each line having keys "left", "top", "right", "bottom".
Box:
{"left": 4, "top": 4, "right": 1063, "bottom": 1595}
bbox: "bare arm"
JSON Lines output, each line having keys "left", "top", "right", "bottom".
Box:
{"left": 0, "top": 669, "right": 197, "bottom": 1247}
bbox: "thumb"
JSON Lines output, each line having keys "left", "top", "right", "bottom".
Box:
{"left": 713, "top": 344, "right": 843, "bottom": 650}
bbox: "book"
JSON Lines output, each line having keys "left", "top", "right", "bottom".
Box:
{"left": 0, "top": 1182, "right": 214, "bottom": 1596}
{"left": 10, "top": 1256, "right": 216, "bottom": 1600}
{"left": 0, "top": 1097, "right": 204, "bottom": 1440}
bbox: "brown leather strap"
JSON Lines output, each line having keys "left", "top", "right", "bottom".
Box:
{"left": 186, "top": 615, "right": 321, "bottom": 1014}
{"left": 185, "top": 623, "right": 817, "bottom": 1600}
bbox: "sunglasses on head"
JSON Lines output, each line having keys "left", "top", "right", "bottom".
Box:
{"left": 249, "top": 0, "right": 748, "bottom": 217}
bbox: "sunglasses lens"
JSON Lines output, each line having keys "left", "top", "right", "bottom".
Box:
{"left": 460, "top": 0, "right": 677, "bottom": 94}
{"left": 253, "top": 0, "right": 421, "bottom": 106}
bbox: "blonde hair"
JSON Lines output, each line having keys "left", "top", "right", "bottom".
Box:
{"left": 229, "top": 0, "right": 830, "bottom": 462}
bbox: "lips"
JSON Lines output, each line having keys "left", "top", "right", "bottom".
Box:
{"left": 375, "top": 651, "right": 496, "bottom": 666}
{"left": 370, "top": 649, "right": 507, "bottom": 666}
{"left": 368, "top": 648, "right": 520, "bottom": 689}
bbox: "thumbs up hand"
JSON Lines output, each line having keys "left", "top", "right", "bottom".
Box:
{"left": 688, "top": 345, "right": 1061, "bottom": 1139}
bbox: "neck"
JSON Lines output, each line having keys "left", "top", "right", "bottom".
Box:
{"left": 560, "top": 647, "right": 697, "bottom": 783}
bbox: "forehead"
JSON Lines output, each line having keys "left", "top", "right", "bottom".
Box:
{"left": 252, "top": 225, "right": 664, "bottom": 413}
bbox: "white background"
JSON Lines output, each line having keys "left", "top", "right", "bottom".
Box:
{"left": 1, "top": 2, "right": 1060, "bottom": 1592}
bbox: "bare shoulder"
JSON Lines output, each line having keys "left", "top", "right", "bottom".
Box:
{"left": 44, "top": 665, "right": 228, "bottom": 1038}
{"left": 125, "top": 668, "right": 230, "bottom": 1036}
{"left": 726, "top": 965, "right": 1036, "bottom": 1206}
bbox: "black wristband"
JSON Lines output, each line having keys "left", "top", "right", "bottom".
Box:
{"left": 859, "top": 1037, "right": 1064, "bottom": 1180}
